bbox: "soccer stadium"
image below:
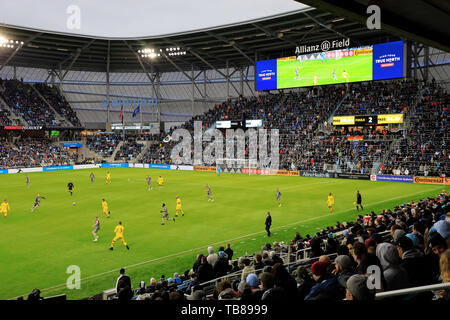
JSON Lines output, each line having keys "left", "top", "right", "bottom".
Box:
{"left": 0, "top": 0, "right": 449, "bottom": 307}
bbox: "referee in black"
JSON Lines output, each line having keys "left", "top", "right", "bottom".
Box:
{"left": 265, "top": 211, "right": 272, "bottom": 237}
{"left": 356, "top": 190, "right": 363, "bottom": 211}
{"left": 67, "top": 181, "right": 74, "bottom": 196}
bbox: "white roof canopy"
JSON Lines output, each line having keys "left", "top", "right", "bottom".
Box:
{"left": 0, "top": 0, "right": 309, "bottom": 39}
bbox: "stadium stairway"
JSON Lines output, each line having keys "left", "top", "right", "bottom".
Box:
{"left": 0, "top": 94, "right": 27, "bottom": 126}
{"left": 105, "top": 140, "right": 124, "bottom": 162}
{"left": 29, "top": 84, "right": 71, "bottom": 127}
{"left": 78, "top": 139, "right": 105, "bottom": 162}
{"left": 135, "top": 140, "right": 156, "bottom": 162}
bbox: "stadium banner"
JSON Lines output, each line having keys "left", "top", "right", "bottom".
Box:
{"left": 8, "top": 167, "right": 43, "bottom": 173}
{"left": 0, "top": 169, "right": 8, "bottom": 174}
{"left": 377, "top": 114, "right": 404, "bottom": 124}
{"left": 333, "top": 116, "right": 355, "bottom": 126}
{"left": 348, "top": 136, "right": 363, "bottom": 141}
{"left": 240, "top": 168, "right": 273, "bottom": 175}
{"left": 43, "top": 165, "right": 74, "bottom": 171}
{"left": 100, "top": 163, "right": 129, "bottom": 168}
{"left": 148, "top": 164, "right": 171, "bottom": 170}
{"left": 336, "top": 173, "right": 370, "bottom": 180}
{"left": 194, "top": 166, "right": 217, "bottom": 172}
{"left": 300, "top": 171, "right": 335, "bottom": 179}
{"left": 273, "top": 170, "right": 300, "bottom": 176}
{"left": 73, "top": 164, "right": 100, "bottom": 170}
{"left": 376, "top": 175, "right": 414, "bottom": 183}
{"left": 170, "top": 165, "right": 194, "bottom": 171}
{"left": 60, "top": 142, "right": 82, "bottom": 148}
{"left": 128, "top": 163, "right": 144, "bottom": 168}
{"left": 413, "top": 176, "right": 449, "bottom": 185}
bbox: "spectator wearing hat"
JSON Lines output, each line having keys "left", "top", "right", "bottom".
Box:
{"left": 333, "top": 255, "right": 355, "bottom": 288}
{"left": 296, "top": 266, "right": 315, "bottom": 300}
{"left": 245, "top": 273, "right": 263, "bottom": 300}
{"left": 213, "top": 250, "right": 230, "bottom": 278}
{"left": 304, "top": 261, "right": 343, "bottom": 300}
{"left": 344, "top": 274, "right": 375, "bottom": 301}
{"left": 376, "top": 242, "right": 410, "bottom": 291}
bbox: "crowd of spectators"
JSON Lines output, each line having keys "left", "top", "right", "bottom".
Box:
{"left": 381, "top": 81, "right": 449, "bottom": 177}
{"left": 0, "top": 79, "right": 59, "bottom": 126}
{"left": 0, "top": 137, "right": 79, "bottom": 168}
{"left": 85, "top": 133, "right": 120, "bottom": 158}
{"left": 95, "top": 191, "right": 449, "bottom": 301}
{"left": 34, "top": 83, "right": 82, "bottom": 126}
{"left": 140, "top": 79, "right": 447, "bottom": 177}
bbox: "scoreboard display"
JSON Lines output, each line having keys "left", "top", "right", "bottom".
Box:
{"left": 215, "top": 120, "right": 263, "bottom": 129}
{"left": 332, "top": 114, "right": 403, "bottom": 126}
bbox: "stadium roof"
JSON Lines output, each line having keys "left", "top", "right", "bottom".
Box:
{"left": 1, "top": 2, "right": 442, "bottom": 74}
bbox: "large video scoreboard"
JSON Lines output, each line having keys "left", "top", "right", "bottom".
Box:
{"left": 256, "top": 40, "right": 404, "bottom": 90}
{"left": 332, "top": 114, "right": 404, "bottom": 126}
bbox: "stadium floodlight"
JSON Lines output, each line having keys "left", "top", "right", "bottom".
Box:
{"left": 0, "top": 36, "right": 24, "bottom": 50}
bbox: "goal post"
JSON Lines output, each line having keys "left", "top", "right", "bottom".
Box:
{"left": 216, "top": 158, "right": 258, "bottom": 175}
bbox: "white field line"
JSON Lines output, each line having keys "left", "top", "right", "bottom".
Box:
{"left": 7, "top": 186, "right": 441, "bottom": 299}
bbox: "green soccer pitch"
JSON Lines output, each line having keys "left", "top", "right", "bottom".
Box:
{"left": 0, "top": 168, "right": 442, "bottom": 299}
{"left": 276, "top": 54, "right": 372, "bottom": 89}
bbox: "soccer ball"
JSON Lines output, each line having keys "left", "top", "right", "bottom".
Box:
{"left": 72, "top": 202, "right": 76, "bottom": 206}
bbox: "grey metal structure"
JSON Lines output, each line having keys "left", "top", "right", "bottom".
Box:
{"left": 0, "top": 6, "right": 448, "bottom": 128}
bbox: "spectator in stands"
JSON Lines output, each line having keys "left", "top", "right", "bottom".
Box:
{"left": 332, "top": 255, "right": 355, "bottom": 288}
{"left": 27, "top": 289, "right": 43, "bottom": 301}
{"left": 197, "top": 255, "right": 214, "bottom": 283}
{"left": 193, "top": 254, "right": 204, "bottom": 274}
{"left": 352, "top": 242, "right": 382, "bottom": 274}
{"left": 259, "top": 272, "right": 276, "bottom": 301}
{"left": 241, "top": 258, "right": 255, "bottom": 281}
{"left": 246, "top": 273, "right": 263, "bottom": 299}
{"left": 305, "top": 261, "right": 343, "bottom": 300}
{"left": 224, "top": 243, "right": 233, "bottom": 261}
{"left": 253, "top": 254, "right": 265, "bottom": 271}
{"left": 436, "top": 249, "right": 450, "bottom": 300}
{"left": 344, "top": 274, "right": 375, "bottom": 301}
{"left": 117, "top": 279, "right": 133, "bottom": 300}
{"left": 206, "top": 246, "right": 218, "bottom": 267}
{"left": 295, "top": 266, "right": 315, "bottom": 300}
{"left": 271, "top": 263, "right": 297, "bottom": 299}
{"left": 397, "top": 236, "right": 433, "bottom": 287}
{"left": 116, "top": 268, "right": 131, "bottom": 294}
{"left": 213, "top": 250, "right": 230, "bottom": 278}
{"left": 310, "top": 233, "right": 324, "bottom": 258}
{"left": 376, "top": 242, "right": 410, "bottom": 291}
{"left": 187, "top": 289, "right": 206, "bottom": 301}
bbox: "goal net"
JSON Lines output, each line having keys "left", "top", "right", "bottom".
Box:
{"left": 216, "top": 158, "right": 258, "bottom": 174}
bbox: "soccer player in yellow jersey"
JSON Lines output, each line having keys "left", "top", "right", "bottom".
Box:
{"left": 102, "top": 198, "right": 110, "bottom": 218}
{"left": 157, "top": 176, "right": 163, "bottom": 187}
{"left": 106, "top": 171, "right": 111, "bottom": 184}
{"left": 342, "top": 70, "right": 349, "bottom": 83}
{"left": 109, "top": 221, "right": 129, "bottom": 250}
{"left": 327, "top": 192, "right": 335, "bottom": 214}
{"left": 175, "top": 195, "right": 184, "bottom": 217}
{"left": 1, "top": 199, "right": 10, "bottom": 218}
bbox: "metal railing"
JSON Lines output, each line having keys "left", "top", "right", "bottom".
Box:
{"left": 375, "top": 282, "right": 450, "bottom": 300}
